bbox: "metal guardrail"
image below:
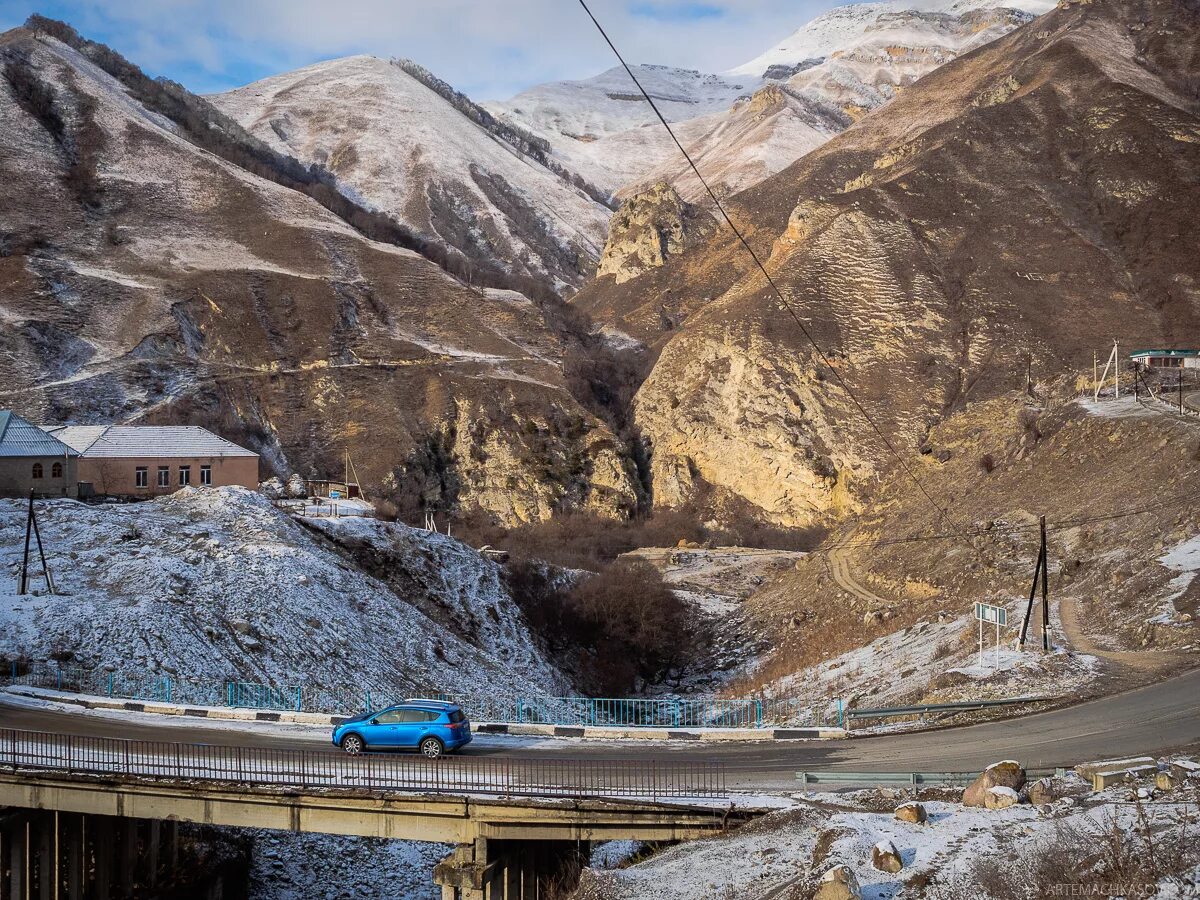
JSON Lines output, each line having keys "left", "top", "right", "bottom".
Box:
{"left": 797, "top": 768, "right": 1063, "bottom": 787}
{"left": 847, "top": 697, "right": 1052, "bottom": 721}
{"left": 3, "top": 665, "right": 836, "bottom": 729}
{"left": 0, "top": 728, "right": 727, "bottom": 800}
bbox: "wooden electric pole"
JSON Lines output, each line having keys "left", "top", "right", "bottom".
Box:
{"left": 1018, "top": 515, "right": 1049, "bottom": 651}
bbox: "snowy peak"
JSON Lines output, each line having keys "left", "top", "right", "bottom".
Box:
{"left": 492, "top": 64, "right": 753, "bottom": 142}
{"left": 728, "top": 0, "right": 1055, "bottom": 78}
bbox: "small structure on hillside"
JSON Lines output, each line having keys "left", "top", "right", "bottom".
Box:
{"left": 1129, "top": 349, "right": 1200, "bottom": 370}
{"left": 0, "top": 411, "right": 78, "bottom": 499}
{"left": 44, "top": 425, "right": 258, "bottom": 498}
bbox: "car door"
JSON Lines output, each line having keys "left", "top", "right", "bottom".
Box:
{"left": 365, "top": 709, "right": 408, "bottom": 748}
{"left": 392, "top": 709, "right": 426, "bottom": 747}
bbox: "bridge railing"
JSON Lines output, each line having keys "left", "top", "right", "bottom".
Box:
{"left": 0, "top": 728, "right": 726, "bottom": 800}
{"left": 2, "top": 664, "right": 838, "bottom": 729}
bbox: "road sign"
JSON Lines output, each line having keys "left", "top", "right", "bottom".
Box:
{"left": 975, "top": 603, "right": 1007, "bottom": 626}
{"left": 974, "top": 603, "right": 1008, "bottom": 670}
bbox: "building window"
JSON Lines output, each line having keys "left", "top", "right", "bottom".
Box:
{"left": 135, "top": 467, "right": 148, "bottom": 488}
{"left": 51, "top": 462, "right": 63, "bottom": 478}
{"left": 158, "top": 466, "right": 170, "bottom": 487}
{"left": 32, "top": 463, "right": 43, "bottom": 479}
{"left": 179, "top": 466, "right": 191, "bottom": 486}
{"left": 200, "top": 465, "right": 212, "bottom": 486}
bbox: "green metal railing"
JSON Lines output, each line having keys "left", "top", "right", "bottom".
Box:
{"left": 3, "top": 664, "right": 838, "bottom": 728}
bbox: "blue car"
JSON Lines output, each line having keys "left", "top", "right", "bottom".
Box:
{"left": 332, "top": 699, "right": 472, "bottom": 758}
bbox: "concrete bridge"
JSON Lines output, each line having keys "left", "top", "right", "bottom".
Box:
{"left": 0, "top": 728, "right": 754, "bottom": 899}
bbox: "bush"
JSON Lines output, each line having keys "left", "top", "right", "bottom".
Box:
{"left": 504, "top": 559, "right": 702, "bottom": 695}
{"left": 979, "top": 453, "right": 996, "bottom": 473}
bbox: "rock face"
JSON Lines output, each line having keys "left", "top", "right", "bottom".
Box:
{"left": 575, "top": 0, "right": 1200, "bottom": 526}
{"left": 871, "top": 839, "right": 904, "bottom": 872}
{"left": 964, "top": 761, "right": 1027, "bottom": 807}
{"left": 894, "top": 801, "right": 928, "bottom": 824}
{"left": 595, "top": 183, "right": 713, "bottom": 284}
{"left": 0, "top": 21, "right": 639, "bottom": 525}
{"left": 814, "top": 864, "right": 862, "bottom": 900}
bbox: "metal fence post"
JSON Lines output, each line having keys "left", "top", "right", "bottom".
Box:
{"left": 166, "top": 677, "right": 173, "bottom": 704}
{"left": 56, "top": 666, "right": 61, "bottom": 690}
{"left": 295, "top": 686, "right": 303, "bottom": 712}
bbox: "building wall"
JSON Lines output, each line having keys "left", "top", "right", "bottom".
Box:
{"left": 77, "top": 455, "right": 259, "bottom": 497}
{"left": 0, "top": 455, "right": 78, "bottom": 499}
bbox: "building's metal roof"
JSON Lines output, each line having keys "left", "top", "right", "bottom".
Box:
{"left": 1129, "top": 349, "right": 1200, "bottom": 357}
{"left": 43, "top": 425, "right": 258, "bottom": 459}
{"left": 0, "top": 411, "right": 79, "bottom": 458}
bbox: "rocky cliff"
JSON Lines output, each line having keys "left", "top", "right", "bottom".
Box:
{"left": 595, "top": 182, "right": 715, "bottom": 284}
{"left": 585, "top": 0, "right": 1200, "bottom": 526}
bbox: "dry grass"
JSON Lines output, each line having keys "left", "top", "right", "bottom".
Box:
{"left": 920, "top": 801, "right": 1199, "bottom": 899}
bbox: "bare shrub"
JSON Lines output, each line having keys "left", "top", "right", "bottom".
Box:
{"left": 1017, "top": 407, "right": 1042, "bottom": 443}
{"left": 923, "top": 802, "right": 1199, "bottom": 899}
{"left": 979, "top": 453, "right": 997, "bottom": 473}
{"left": 504, "top": 560, "right": 702, "bottom": 695}
{"left": 931, "top": 640, "right": 955, "bottom": 661}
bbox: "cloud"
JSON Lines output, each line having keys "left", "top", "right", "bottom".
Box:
{"left": 0, "top": 0, "right": 842, "bottom": 98}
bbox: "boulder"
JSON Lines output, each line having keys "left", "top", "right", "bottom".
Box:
{"left": 258, "top": 477, "right": 284, "bottom": 500}
{"left": 985, "top": 786, "right": 1021, "bottom": 810}
{"left": 871, "top": 839, "right": 904, "bottom": 873}
{"left": 963, "top": 760, "right": 1027, "bottom": 807}
{"left": 894, "top": 802, "right": 928, "bottom": 824}
{"left": 285, "top": 473, "right": 307, "bottom": 499}
{"left": 1026, "top": 775, "right": 1088, "bottom": 805}
{"left": 1156, "top": 772, "right": 1178, "bottom": 792}
{"left": 814, "top": 864, "right": 861, "bottom": 900}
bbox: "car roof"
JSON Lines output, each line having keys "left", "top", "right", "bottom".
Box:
{"left": 377, "top": 700, "right": 458, "bottom": 713}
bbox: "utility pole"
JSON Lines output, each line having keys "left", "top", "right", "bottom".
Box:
{"left": 18, "top": 490, "right": 54, "bottom": 595}
{"left": 1040, "top": 515, "right": 1050, "bottom": 651}
{"left": 1018, "top": 515, "right": 1049, "bottom": 651}
{"left": 19, "top": 490, "right": 33, "bottom": 594}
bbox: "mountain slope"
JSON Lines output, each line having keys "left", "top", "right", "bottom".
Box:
{"left": 581, "top": 0, "right": 1200, "bottom": 526}
{"left": 492, "top": 0, "right": 1051, "bottom": 203}
{"left": 0, "top": 23, "right": 639, "bottom": 523}
{"left": 211, "top": 55, "right": 612, "bottom": 293}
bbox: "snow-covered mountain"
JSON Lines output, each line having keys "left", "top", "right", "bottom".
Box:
{"left": 491, "top": 0, "right": 1053, "bottom": 202}
{"left": 211, "top": 55, "right": 613, "bottom": 293}
{"left": 729, "top": 0, "right": 1056, "bottom": 78}
{"left": 483, "top": 64, "right": 755, "bottom": 193}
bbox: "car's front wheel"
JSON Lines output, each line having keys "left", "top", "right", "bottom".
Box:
{"left": 340, "top": 733, "right": 365, "bottom": 755}
{"left": 419, "top": 737, "right": 444, "bottom": 759}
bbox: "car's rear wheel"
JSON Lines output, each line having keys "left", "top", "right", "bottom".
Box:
{"left": 341, "top": 734, "right": 365, "bottom": 755}
{"left": 419, "top": 737, "right": 444, "bottom": 759}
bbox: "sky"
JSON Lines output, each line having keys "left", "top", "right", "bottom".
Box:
{"left": 0, "top": 0, "right": 845, "bottom": 100}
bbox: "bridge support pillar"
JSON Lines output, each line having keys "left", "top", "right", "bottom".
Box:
{"left": 433, "top": 838, "right": 590, "bottom": 900}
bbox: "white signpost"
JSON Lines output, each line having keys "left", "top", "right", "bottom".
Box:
{"left": 975, "top": 602, "right": 1008, "bottom": 671}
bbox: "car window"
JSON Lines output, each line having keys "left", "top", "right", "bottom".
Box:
{"left": 424, "top": 710, "right": 442, "bottom": 722}
{"left": 373, "top": 710, "right": 405, "bottom": 724}
{"left": 449, "top": 710, "right": 465, "bottom": 724}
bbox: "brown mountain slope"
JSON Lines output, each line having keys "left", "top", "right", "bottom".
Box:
{"left": 0, "top": 27, "right": 639, "bottom": 522}
{"left": 575, "top": 0, "right": 1200, "bottom": 526}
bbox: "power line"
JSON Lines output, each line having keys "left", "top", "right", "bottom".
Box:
{"left": 799, "top": 482, "right": 1200, "bottom": 555}
{"left": 576, "top": 0, "right": 964, "bottom": 536}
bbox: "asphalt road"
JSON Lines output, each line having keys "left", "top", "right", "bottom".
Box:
{"left": 2, "top": 669, "right": 1198, "bottom": 792}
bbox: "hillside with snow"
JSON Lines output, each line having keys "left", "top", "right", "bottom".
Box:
{"left": 0, "top": 489, "right": 569, "bottom": 698}
{"left": 211, "top": 55, "right": 612, "bottom": 293}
